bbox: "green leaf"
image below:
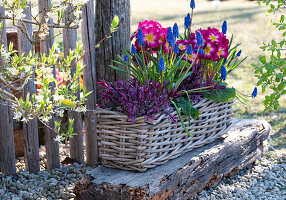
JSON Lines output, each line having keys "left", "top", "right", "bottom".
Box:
{"left": 177, "top": 97, "right": 200, "bottom": 120}
{"left": 108, "top": 65, "right": 128, "bottom": 74}
{"left": 259, "top": 56, "right": 266, "bottom": 64}
{"left": 171, "top": 100, "right": 192, "bottom": 137}
{"left": 203, "top": 88, "right": 236, "bottom": 102}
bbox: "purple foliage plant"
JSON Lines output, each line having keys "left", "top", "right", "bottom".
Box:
{"left": 97, "top": 78, "right": 178, "bottom": 123}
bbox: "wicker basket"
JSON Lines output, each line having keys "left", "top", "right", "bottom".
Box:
{"left": 95, "top": 98, "right": 234, "bottom": 172}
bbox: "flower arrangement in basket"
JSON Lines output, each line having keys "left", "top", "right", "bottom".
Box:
{"left": 95, "top": 0, "right": 255, "bottom": 172}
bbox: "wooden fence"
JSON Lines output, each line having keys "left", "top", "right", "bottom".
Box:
{"left": 0, "top": 0, "right": 130, "bottom": 176}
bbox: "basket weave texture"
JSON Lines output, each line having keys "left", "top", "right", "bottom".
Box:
{"left": 95, "top": 98, "right": 234, "bottom": 172}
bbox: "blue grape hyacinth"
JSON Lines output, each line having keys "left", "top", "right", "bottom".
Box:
{"left": 187, "top": 45, "right": 193, "bottom": 54}
{"left": 252, "top": 87, "right": 257, "bottom": 98}
{"left": 198, "top": 49, "right": 204, "bottom": 55}
{"left": 124, "top": 55, "right": 129, "bottom": 62}
{"left": 237, "top": 50, "right": 242, "bottom": 57}
{"left": 190, "top": 0, "right": 195, "bottom": 9}
{"left": 173, "top": 23, "right": 179, "bottom": 39}
{"left": 174, "top": 43, "right": 179, "bottom": 54}
{"left": 137, "top": 28, "right": 145, "bottom": 46}
{"left": 184, "top": 13, "right": 191, "bottom": 29}
{"left": 220, "top": 65, "right": 227, "bottom": 81}
{"left": 222, "top": 21, "right": 227, "bottom": 34}
{"left": 159, "top": 56, "right": 165, "bottom": 72}
{"left": 196, "top": 31, "right": 204, "bottom": 46}
{"left": 167, "top": 27, "right": 175, "bottom": 47}
{"left": 131, "top": 44, "right": 137, "bottom": 54}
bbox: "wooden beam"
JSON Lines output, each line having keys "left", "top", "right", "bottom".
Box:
{"left": 74, "top": 119, "right": 270, "bottom": 200}
{"left": 38, "top": 0, "right": 60, "bottom": 170}
{"left": 95, "top": 0, "right": 130, "bottom": 83}
{"left": 63, "top": 6, "right": 84, "bottom": 164}
{"left": 17, "top": 3, "right": 40, "bottom": 174}
{"left": 81, "top": 0, "right": 98, "bottom": 166}
{"left": 0, "top": 5, "right": 16, "bottom": 176}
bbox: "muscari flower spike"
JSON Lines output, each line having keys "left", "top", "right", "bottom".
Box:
{"left": 252, "top": 87, "right": 257, "bottom": 98}
{"left": 131, "top": 44, "right": 137, "bottom": 54}
{"left": 220, "top": 65, "right": 227, "bottom": 81}
{"left": 190, "top": 0, "right": 195, "bottom": 9}
{"left": 174, "top": 43, "right": 179, "bottom": 54}
{"left": 173, "top": 23, "right": 179, "bottom": 39}
{"left": 124, "top": 55, "right": 129, "bottom": 62}
{"left": 137, "top": 28, "right": 145, "bottom": 46}
{"left": 187, "top": 45, "right": 193, "bottom": 54}
{"left": 159, "top": 56, "right": 166, "bottom": 72}
{"left": 198, "top": 49, "right": 204, "bottom": 55}
{"left": 184, "top": 13, "right": 191, "bottom": 29}
{"left": 196, "top": 31, "right": 204, "bottom": 46}
{"left": 167, "top": 27, "right": 175, "bottom": 47}
{"left": 222, "top": 20, "right": 227, "bottom": 34}
{"left": 237, "top": 50, "right": 242, "bottom": 57}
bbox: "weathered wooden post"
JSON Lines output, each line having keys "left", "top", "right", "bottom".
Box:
{"left": 95, "top": 0, "right": 130, "bottom": 83}
{"left": 81, "top": 0, "right": 98, "bottom": 166}
{"left": 63, "top": 6, "right": 84, "bottom": 164}
{"left": 38, "top": 0, "right": 60, "bottom": 170}
{"left": 0, "top": 5, "right": 16, "bottom": 176}
{"left": 17, "top": 3, "right": 40, "bottom": 173}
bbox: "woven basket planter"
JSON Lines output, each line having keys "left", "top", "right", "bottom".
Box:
{"left": 95, "top": 98, "right": 234, "bottom": 172}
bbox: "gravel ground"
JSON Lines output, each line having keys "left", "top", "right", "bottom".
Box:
{"left": 193, "top": 149, "right": 286, "bottom": 200}
{"left": 1, "top": 146, "right": 285, "bottom": 199}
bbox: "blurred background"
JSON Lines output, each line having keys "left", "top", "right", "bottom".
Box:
{"left": 131, "top": 0, "right": 285, "bottom": 149}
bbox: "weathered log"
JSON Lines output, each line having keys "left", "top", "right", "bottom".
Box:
{"left": 74, "top": 119, "right": 270, "bottom": 200}
{"left": 17, "top": 3, "right": 40, "bottom": 174}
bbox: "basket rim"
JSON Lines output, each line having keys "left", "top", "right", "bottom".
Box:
{"left": 95, "top": 98, "right": 234, "bottom": 124}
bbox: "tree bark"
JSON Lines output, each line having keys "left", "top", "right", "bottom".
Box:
{"left": 74, "top": 119, "right": 270, "bottom": 200}
{"left": 81, "top": 0, "right": 98, "bottom": 166}
{"left": 0, "top": 5, "right": 16, "bottom": 176}
{"left": 17, "top": 3, "right": 40, "bottom": 174}
{"left": 63, "top": 6, "right": 84, "bottom": 164}
{"left": 95, "top": 0, "right": 130, "bottom": 83}
{"left": 38, "top": 0, "right": 60, "bottom": 170}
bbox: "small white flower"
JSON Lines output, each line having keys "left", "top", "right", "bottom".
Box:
{"left": 14, "top": 8, "right": 26, "bottom": 20}
{"left": 13, "top": 111, "right": 22, "bottom": 121}
{"left": 53, "top": 93, "right": 64, "bottom": 102}
{"left": 75, "top": 106, "right": 87, "bottom": 113}
{"left": 21, "top": 118, "right": 28, "bottom": 123}
{"left": 54, "top": 135, "right": 64, "bottom": 142}
{"left": 24, "top": 65, "right": 32, "bottom": 73}
{"left": 1, "top": 49, "right": 10, "bottom": 61}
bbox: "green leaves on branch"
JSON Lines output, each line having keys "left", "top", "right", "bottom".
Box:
{"left": 255, "top": 0, "right": 286, "bottom": 112}
{"left": 111, "top": 15, "right": 119, "bottom": 33}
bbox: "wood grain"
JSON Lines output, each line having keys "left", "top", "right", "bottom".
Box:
{"left": 38, "top": 0, "right": 60, "bottom": 170}
{"left": 63, "top": 6, "right": 84, "bottom": 164}
{"left": 17, "top": 3, "right": 40, "bottom": 174}
{"left": 0, "top": 5, "right": 16, "bottom": 176}
{"left": 74, "top": 119, "right": 270, "bottom": 200}
{"left": 81, "top": 0, "right": 98, "bottom": 166}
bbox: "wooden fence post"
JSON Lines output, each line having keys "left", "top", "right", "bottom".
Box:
{"left": 38, "top": 0, "right": 60, "bottom": 170}
{"left": 0, "top": 5, "right": 16, "bottom": 176}
{"left": 81, "top": 0, "right": 98, "bottom": 166}
{"left": 63, "top": 6, "right": 84, "bottom": 164}
{"left": 95, "top": 0, "right": 130, "bottom": 83}
{"left": 17, "top": 3, "right": 40, "bottom": 173}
